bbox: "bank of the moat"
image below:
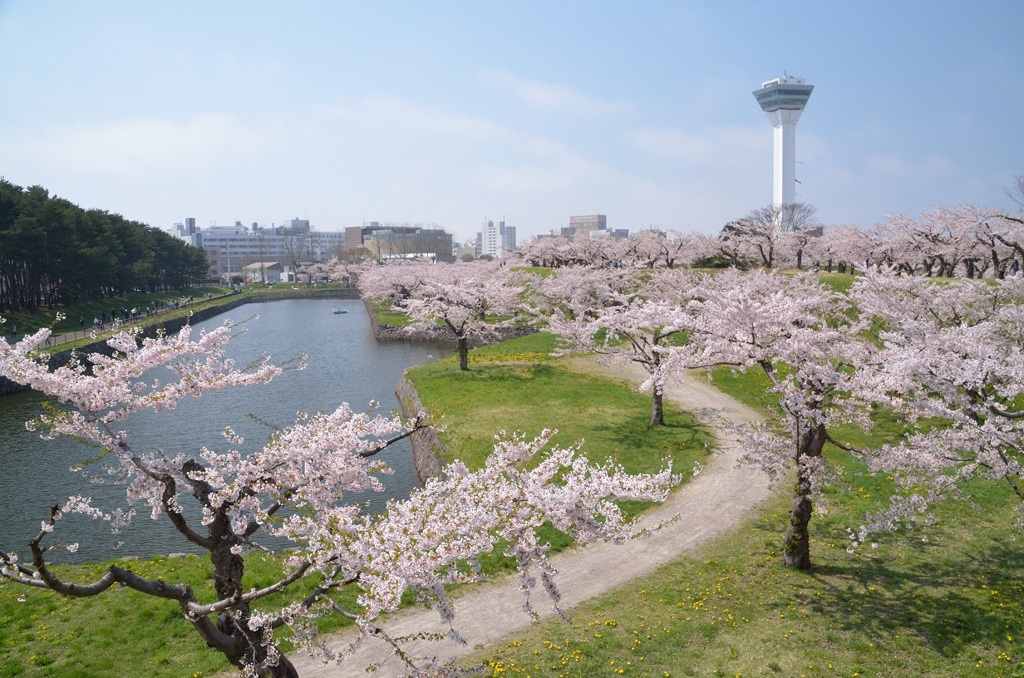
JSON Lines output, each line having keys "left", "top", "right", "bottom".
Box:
{"left": 0, "top": 288, "right": 492, "bottom": 485}
{"left": 0, "top": 288, "right": 361, "bottom": 395}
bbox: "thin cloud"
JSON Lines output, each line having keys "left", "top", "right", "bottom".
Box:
{"left": 5, "top": 113, "right": 274, "bottom": 175}
{"left": 478, "top": 69, "right": 629, "bottom": 115}
{"left": 318, "top": 95, "right": 507, "bottom": 141}
{"left": 864, "top": 152, "right": 955, "bottom": 179}
{"left": 628, "top": 124, "right": 766, "bottom": 166}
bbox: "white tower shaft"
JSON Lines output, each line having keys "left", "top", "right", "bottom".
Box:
{"left": 753, "top": 76, "right": 813, "bottom": 207}
{"left": 772, "top": 114, "right": 799, "bottom": 207}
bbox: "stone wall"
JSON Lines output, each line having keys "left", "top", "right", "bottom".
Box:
{"left": 395, "top": 375, "right": 446, "bottom": 484}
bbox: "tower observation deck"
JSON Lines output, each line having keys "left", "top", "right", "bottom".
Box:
{"left": 752, "top": 75, "right": 813, "bottom": 207}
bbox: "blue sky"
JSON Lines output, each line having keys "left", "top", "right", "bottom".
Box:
{"left": 1, "top": 1, "right": 1022, "bottom": 242}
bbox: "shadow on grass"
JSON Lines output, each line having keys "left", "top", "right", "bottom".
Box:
{"left": 788, "top": 527, "right": 1023, "bottom": 658}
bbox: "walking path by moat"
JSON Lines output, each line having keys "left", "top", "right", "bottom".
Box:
{"left": 289, "top": 358, "right": 773, "bottom": 677}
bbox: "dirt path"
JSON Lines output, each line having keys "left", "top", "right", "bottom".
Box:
{"left": 289, "top": 360, "right": 772, "bottom": 677}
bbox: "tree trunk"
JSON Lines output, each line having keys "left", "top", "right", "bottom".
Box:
{"left": 649, "top": 388, "right": 665, "bottom": 426}
{"left": 458, "top": 337, "right": 469, "bottom": 371}
{"left": 782, "top": 477, "right": 813, "bottom": 569}
{"left": 203, "top": 514, "right": 300, "bottom": 677}
{"left": 781, "top": 422, "right": 827, "bottom": 569}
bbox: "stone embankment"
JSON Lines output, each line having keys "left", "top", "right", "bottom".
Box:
{"left": 395, "top": 377, "right": 447, "bottom": 483}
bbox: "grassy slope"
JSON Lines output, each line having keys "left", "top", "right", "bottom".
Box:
{"left": 407, "top": 332, "right": 710, "bottom": 561}
{"left": 478, "top": 364, "right": 1024, "bottom": 677}
{"left": 1, "top": 282, "right": 355, "bottom": 347}
{"left": 0, "top": 332, "right": 711, "bottom": 677}
{"left": 407, "top": 332, "right": 707, "bottom": 478}
{"left": 0, "top": 287, "right": 230, "bottom": 337}
{"left": 6, "top": 276, "right": 1023, "bottom": 677}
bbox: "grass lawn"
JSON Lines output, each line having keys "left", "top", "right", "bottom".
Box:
{"left": 0, "top": 286, "right": 230, "bottom": 338}
{"left": 6, "top": 326, "right": 1021, "bottom": 677}
{"left": 0, "top": 550, "right": 371, "bottom": 678}
{"left": 406, "top": 332, "right": 710, "bottom": 563}
{"left": 406, "top": 332, "right": 708, "bottom": 480}
{"left": 0, "top": 331, "right": 710, "bottom": 677}
{"left": 1, "top": 282, "right": 358, "bottom": 350}
{"left": 476, "top": 364, "right": 1024, "bottom": 677}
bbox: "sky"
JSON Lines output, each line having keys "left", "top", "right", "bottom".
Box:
{"left": 1, "top": 1, "right": 1022, "bottom": 243}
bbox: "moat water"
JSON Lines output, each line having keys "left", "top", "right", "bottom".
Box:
{"left": 0, "top": 298, "right": 452, "bottom": 563}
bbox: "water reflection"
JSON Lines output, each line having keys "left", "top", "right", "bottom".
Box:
{"left": 0, "top": 299, "right": 451, "bottom": 563}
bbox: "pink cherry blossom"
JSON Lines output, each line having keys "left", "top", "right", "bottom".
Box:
{"left": 0, "top": 319, "right": 672, "bottom": 677}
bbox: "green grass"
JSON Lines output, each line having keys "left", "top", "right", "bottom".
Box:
{"left": 0, "top": 331, "right": 710, "bottom": 677}
{"left": 0, "top": 550, "right": 372, "bottom": 678}
{"left": 8, "top": 329, "right": 1022, "bottom": 677}
{"left": 480, "top": 485, "right": 1024, "bottom": 677}
{"left": 407, "top": 333, "right": 708, "bottom": 481}
{"left": 370, "top": 296, "right": 412, "bottom": 326}
{"left": 407, "top": 332, "right": 710, "bottom": 570}
{"left": 2, "top": 554, "right": 227, "bottom": 678}
{"left": 476, "top": 365, "right": 1024, "bottom": 677}
{"left": 5, "top": 282, "right": 357, "bottom": 352}
{"left": 0, "top": 286, "right": 230, "bottom": 337}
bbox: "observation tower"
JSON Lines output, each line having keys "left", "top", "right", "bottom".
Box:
{"left": 752, "top": 74, "right": 814, "bottom": 207}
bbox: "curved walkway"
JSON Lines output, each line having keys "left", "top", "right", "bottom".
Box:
{"left": 291, "top": 360, "right": 773, "bottom": 677}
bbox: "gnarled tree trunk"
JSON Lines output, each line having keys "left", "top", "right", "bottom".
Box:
{"left": 782, "top": 422, "right": 827, "bottom": 569}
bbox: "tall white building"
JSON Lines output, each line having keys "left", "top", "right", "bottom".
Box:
{"left": 173, "top": 220, "right": 347, "bottom": 282}
{"left": 478, "top": 218, "right": 515, "bottom": 259}
{"left": 752, "top": 75, "right": 814, "bottom": 207}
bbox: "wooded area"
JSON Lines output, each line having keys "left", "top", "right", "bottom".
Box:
{"left": 0, "top": 180, "right": 207, "bottom": 312}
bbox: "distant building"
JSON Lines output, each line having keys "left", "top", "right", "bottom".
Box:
{"left": 348, "top": 223, "right": 454, "bottom": 263}
{"left": 569, "top": 215, "right": 607, "bottom": 237}
{"left": 477, "top": 218, "right": 515, "bottom": 259}
{"left": 174, "top": 219, "right": 346, "bottom": 283}
{"left": 453, "top": 240, "right": 476, "bottom": 260}
{"left": 589, "top": 228, "right": 631, "bottom": 240}
{"left": 480, "top": 219, "right": 501, "bottom": 258}
{"left": 502, "top": 223, "right": 517, "bottom": 253}
{"left": 242, "top": 261, "right": 284, "bottom": 284}
{"left": 559, "top": 214, "right": 626, "bottom": 240}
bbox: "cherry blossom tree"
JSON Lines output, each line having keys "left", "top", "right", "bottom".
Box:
{"left": 816, "top": 200, "right": 1024, "bottom": 279}
{"left": 620, "top": 230, "right": 697, "bottom": 269}
{"left": 572, "top": 234, "right": 625, "bottom": 268}
{"left": 355, "top": 259, "right": 432, "bottom": 304}
{"left": 297, "top": 259, "right": 360, "bottom": 286}
{"left": 392, "top": 261, "right": 523, "bottom": 371}
{"left": 663, "top": 269, "right": 869, "bottom": 568}
{"left": 971, "top": 208, "right": 1019, "bottom": 278}
{"left": 514, "top": 235, "right": 591, "bottom": 268}
{"left": 514, "top": 236, "right": 569, "bottom": 268}
{"left": 514, "top": 234, "right": 627, "bottom": 269}
{"left": 716, "top": 203, "right": 819, "bottom": 270}
{"left": 818, "top": 223, "right": 883, "bottom": 273}
{"left": 847, "top": 270, "right": 1024, "bottom": 544}
{"left": 619, "top": 230, "right": 664, "bottom": 268}
{"left": 0, "top": 321, "right": 674, "bottom": 677}
{"left": 532, "top": 267, "right": 694, "bottom": 426}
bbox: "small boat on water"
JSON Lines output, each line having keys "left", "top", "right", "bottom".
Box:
{"left": 333, "top": 308, "right": 348, "bottom": 314}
